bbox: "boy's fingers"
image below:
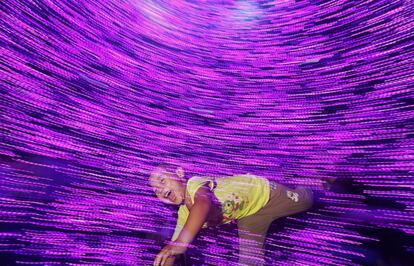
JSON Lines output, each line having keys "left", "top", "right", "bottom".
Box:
{"left": 160, "top": 249, "right": 172, "bottom": 266}
{"left": 162, "top": 248, "right": 171, "bottom": 264}
{"left": 155, "top": 250, "right": 166, "bottom": 266}
{"left": 154, "top": 253, "right": 162, "bottom": 266}
{"left": 155, "top": 246, "right": 173, "bottom": 266}
{"left": 161, "top": 253, "right": 169, "bottom": 266}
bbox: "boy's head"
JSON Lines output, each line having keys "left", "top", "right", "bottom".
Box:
{"left": 149, "top": 163, "right": 187, "bottom": 205}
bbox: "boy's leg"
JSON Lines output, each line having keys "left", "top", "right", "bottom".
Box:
{"left": 236, "top": 182, "right": 313, "bottom": 265}
{"left": 237, "top": 214, "right": 272, "bottom": 266}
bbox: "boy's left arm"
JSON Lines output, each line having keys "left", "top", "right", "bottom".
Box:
{"left": 154, "top": 185, "right": 212, "bottom": 266}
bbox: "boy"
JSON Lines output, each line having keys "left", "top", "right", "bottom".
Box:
{"left": 150, "top": 163, "right": 314, "bottom": 266}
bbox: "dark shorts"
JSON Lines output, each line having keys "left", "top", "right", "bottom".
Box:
{"left": 265, "top": 181, "right": 314, "bottom": 219}
{"left": 236, "top": 182, "right": 314, "bottom": 265}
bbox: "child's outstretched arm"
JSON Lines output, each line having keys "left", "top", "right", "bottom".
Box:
{"left": 154, "top": 185, "right": 212, "bottom": 266}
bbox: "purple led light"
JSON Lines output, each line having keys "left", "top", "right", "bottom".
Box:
{"left": 1, "top": 0, "right": 413, "bottom": 265}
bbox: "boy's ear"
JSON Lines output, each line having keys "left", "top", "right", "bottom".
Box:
{"left": 176, "top": 167, "right": 185, "bottom": 179}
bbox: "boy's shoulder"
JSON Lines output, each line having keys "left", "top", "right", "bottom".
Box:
{"left": 186, "top": 175, "right": 215, "bottom": 194}
{"left": 186, "top": 175, "right": 212, "bottom": 186}
{"left": 186, "top": 174, "right": 268, "bottom": 185}
{"left": 186, "top": 175, "right": 203, "bottom": 181}
{"left": 187, "top": 173, "right": 266, "bottom": 181}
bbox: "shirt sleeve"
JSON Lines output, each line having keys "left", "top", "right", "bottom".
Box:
{"left": 171, "top": 206, "right": 188, "bottom": 241}
{"left": 187, "top": 176, "right": 215, "bottom": 204}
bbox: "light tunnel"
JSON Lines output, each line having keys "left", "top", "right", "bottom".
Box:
{"left": 0, "top": 0, "right": 413, "bottom": 265}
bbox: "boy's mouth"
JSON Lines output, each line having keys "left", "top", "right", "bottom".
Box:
{"left": 165, "top": 191, "right": 174, "bottom": 201}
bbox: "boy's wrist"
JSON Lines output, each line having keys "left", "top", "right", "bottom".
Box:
{"left": 168, "top": 240, "right": 193, "bottom": 249}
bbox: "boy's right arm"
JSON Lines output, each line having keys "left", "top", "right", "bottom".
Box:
{"left": 154, "top": 185, "right": 212, "bottom": 266}
{"left": 174, "top": 185, "right": 212, "bottom": 246}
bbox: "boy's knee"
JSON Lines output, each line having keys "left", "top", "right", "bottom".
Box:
{"left": 238, "top": 216, "right": 272, "bottom": 237}
{"left": 295, "top": 187, "right": 314, "bottom": 211}
{"left": 304, "top": 189, "right": 314, "bottom": 211}
{"left": 238, "top": 253, "right": 265, "bottom": 266}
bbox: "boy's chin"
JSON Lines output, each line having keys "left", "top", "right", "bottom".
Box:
{"left": 163, "top": 199, "right": 182, "bottom": 205}
{"left": 172, "top": 198, "right": 184, "bottom": 205}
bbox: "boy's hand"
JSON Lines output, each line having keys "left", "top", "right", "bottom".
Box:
{"left": 154, "top": 242, "right": 187, "bottom": 266}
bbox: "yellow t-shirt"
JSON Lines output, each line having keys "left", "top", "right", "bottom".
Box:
{"left": 171, "top": 174, "right": 270, "bottom": 241}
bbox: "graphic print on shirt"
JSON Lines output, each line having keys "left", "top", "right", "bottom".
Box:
{"left": 222, "top": 192, "right": 249, "bottom": 222}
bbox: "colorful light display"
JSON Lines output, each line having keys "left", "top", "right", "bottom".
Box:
{"left": 1, "top": 0, "right": 413, "bottom": 265}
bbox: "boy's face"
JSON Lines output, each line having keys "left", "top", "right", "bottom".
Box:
{"left": 149, "top": 167, "right": 186, "bottom": 205}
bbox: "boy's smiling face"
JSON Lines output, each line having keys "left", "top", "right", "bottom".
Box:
{"left": 149, "top": 166, "right": 186, "bottom": 205}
